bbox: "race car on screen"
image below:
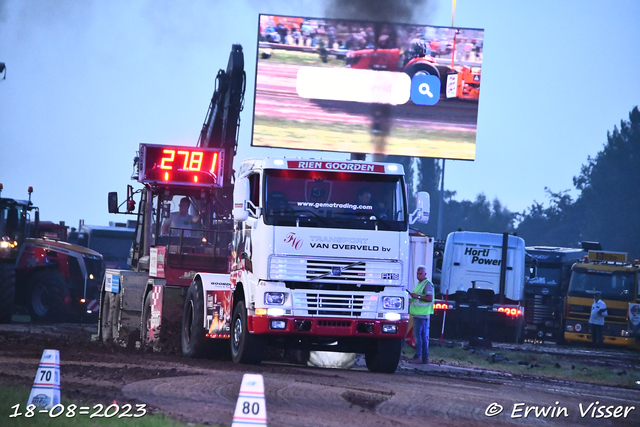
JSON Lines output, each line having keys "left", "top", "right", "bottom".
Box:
{"left": 345, "top": 39, "right": 480, "bottom": 101}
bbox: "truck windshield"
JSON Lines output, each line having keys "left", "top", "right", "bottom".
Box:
{"left": 0, "top": 203, "right": 27, "bottom": 239}
{"left": 568, "top": 268, "right": 636, "bottom": 302}
{"left": 263, "top": 169, "right": 407, "bottom": 231}
{"left": 528, "top": 266, "right": 562, "bottom": 285}
{"left": 85, "top": 232, "right": 133, "bottom": 269}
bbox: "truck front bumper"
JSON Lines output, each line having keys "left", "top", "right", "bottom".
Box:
{"left": 249, "top": 315, "right": 408, "bottom": 339}
{"left": 563, "top": 331, "right": 636, "bottom": 348}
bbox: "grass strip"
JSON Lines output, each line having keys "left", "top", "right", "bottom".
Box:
{"left": 0, "top": 383, "right": 217, "bottom": 427}
{"left": 403, "top": 344, "right": 640, "bottom": 388}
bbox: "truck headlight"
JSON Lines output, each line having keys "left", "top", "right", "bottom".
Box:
{"left": 265, "top": 292, "right": 285, "bottom": 305}
{"left": 267, "top": 308, "right": 285, "bottom": 316}
{"left": 382, "top": 296, "right": 403, "bottom": 310}
{"left": 384, "top": 312, "right": 401, "bottom": 321}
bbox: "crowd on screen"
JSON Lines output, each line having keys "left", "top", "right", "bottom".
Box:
{"left": 259, "top": 18, "right": 483, "bottom": 63}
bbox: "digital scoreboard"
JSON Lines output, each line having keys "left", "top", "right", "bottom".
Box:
{"left": 138, "top": 143, "right": 225, "bottom": 187}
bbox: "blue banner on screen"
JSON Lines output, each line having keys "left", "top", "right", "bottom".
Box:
{"left": 251, "top": 14, "right": 484, "bottom": 160}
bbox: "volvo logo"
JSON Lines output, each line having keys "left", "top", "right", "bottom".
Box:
{"left": 541, "top": 288, "right": 550, "bottom": 295}
{"left": 331, "top": 267, "right": 341, "bottom": 276}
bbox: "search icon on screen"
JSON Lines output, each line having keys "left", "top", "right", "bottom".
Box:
{"left": 410, "top": 74, "right": 440, "bottom": 105}
{"left": 419, "top": 83, "right": 433, "bottom": 97}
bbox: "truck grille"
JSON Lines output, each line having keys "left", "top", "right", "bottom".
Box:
{"left": 292, "top": 290, "right": 378, "bottom": 317}
{"left": 269, "top": 256, "right": 402, "bottom": 286}
{"left": 307, "top": 259, "right": 366, "bottom": 282}
{"left": 525, "top": 295, "right": 553, "bottom": 324}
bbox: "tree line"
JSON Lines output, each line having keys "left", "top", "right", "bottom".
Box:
{"left": 404, "top": 106, "right": 640, "bottom": 260}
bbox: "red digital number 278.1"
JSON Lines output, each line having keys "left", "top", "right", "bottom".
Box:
{"left": 159, "top": 149, "right": 217, "bottom": 173}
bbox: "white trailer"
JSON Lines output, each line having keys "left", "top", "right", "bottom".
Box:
{"left": 434, "top": 231, "right": 526, "bottom": 343}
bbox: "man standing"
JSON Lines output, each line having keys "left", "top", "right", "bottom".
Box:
{"left": 589, "top": 291, "right": 607, "bottom": 347}
{"left": 408, "top": 265, "right": 434, "bottom": 364}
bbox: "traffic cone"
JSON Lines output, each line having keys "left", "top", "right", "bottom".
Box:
{"left": 27, "top": 349, "right": 60, "bottom": 409}
{"left": 231, "top": 373, "right": 267, "bottom": 427}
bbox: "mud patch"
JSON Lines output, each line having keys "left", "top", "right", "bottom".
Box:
{"left": 341, "top": 390, "right": 389, "bottom": 411}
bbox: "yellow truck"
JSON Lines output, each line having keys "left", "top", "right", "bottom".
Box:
{"left": 564, "top": 251, "right": 640, "bottom": 349}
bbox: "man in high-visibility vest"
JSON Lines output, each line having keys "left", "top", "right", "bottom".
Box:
{"left": 408, "top": 265, "right": 434, "bottom": 364}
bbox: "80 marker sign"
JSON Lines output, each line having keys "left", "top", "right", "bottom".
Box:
{"left": 9, "top": 403, "right": 147, "bottom": 418}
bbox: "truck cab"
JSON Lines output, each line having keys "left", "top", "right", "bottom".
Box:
{"left": 564, "top": 251, "right": 640, "bottom": 348}
{"left": 524, "top": 246, "right": 588, "bottom": 342}
{"left": 217, "top": 158, "right": 428, "bottom": 371}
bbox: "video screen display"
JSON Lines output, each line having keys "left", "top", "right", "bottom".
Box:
{"left": 251, "top": 14, "right": 484, "bottom": 160}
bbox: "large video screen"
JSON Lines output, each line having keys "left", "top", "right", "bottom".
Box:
{"left": 251, "top": 14, "right": 484, "bottom": 160}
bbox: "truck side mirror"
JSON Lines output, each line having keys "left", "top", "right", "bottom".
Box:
{"left": 410, "top": 191, "right": 430, "bottom": 224}
{"left": 233, "top": 177, "right": 250, "bottom": 222}
{"left": 108, "top": 192, "right": 119, "bottom": 213}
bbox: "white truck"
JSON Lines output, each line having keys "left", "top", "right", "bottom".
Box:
{"left": 101, "top": 153, "right": 430, "bottom": 373}
{"left": 433, "top": 231, "right": 526, "bottom": 343}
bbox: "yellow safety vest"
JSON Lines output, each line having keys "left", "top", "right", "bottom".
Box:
{"left": 409, "top": 279, "right": 434, "bottom": 316}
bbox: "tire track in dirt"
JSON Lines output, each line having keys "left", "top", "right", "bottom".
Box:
{"left": 123, "top": 366, "right": 640, "bottom": 427}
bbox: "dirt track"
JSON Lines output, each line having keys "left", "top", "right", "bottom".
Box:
{"left": 2, "top": 323, "right": 639, "bottom": 426}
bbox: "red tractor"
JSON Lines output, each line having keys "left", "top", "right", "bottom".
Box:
{"left": 345, "top": 40, "right": 480, "bottom": 101}
{"left": 0, "top": 184, "right": 105, "bottom": 323}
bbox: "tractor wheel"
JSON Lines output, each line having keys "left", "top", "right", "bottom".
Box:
{"left": 182, "top": 280, "right": 214, "bottom": 358}
{"left": 365, "top": 338, "right": 402, "bottom": 373}
{"left": 404, "top": 62, "right": 440, "bottom": 80}
{"left": 0, "top": 263, "right": 16, "bottom": 323}
{"left": 29, "top": 271, "right": 70, "bottom": 323}
{"left": 231, "top": 300, "right": 266, "bottom": 365}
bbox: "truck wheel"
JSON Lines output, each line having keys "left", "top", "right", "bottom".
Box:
{"left": 365, "top": 338, "right": 402, "bottom": 373}
{"left": 182, "top": 281, "right": 212, "bottom": 358}
{"left": 100, "top": 290, "right": 112, "bottom": 341}
{"left": 141, "top": 291, "right": 154, "bottom": 348}
{"left": 100, "top": 291, "right": 119, "bottom": 342}
{"left": 231, "top": 300, "right": 266, "bottom": 364}
{"left": 29, "top": 271, "right": 70, "bottom": 323}
{"left": 0, "top": 264, "right": 16, "bottom": 323}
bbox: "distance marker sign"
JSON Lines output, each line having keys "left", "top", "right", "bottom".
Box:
{"left": 231, "top": 373, "right": 267, "bottom": 426}
{"left": 27, "top": 349, "right": 61, "bottom": 410}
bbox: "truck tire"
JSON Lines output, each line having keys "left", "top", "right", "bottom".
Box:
{"left": 0, "top": 264, "right": 16, "bottom": 323}
{"left": 141, "top": 291, "right": 154, "bottom": 348}
{"left": 29, "top": 271, "right": 70, "bottom": 323}
{"left": 100, "top": 291, "right": 119, "bottom": 342}
{"left": 231, "top": 300, "right": 266, "bottom": 365}
{"left": 100, "top": 290, "right": 112, "bottom": 341}
{"left": 182, "top": 281, "right": 212, "bottom": 358}
{"left": 364, "top": 338, "right": 402, "bottom": 373}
